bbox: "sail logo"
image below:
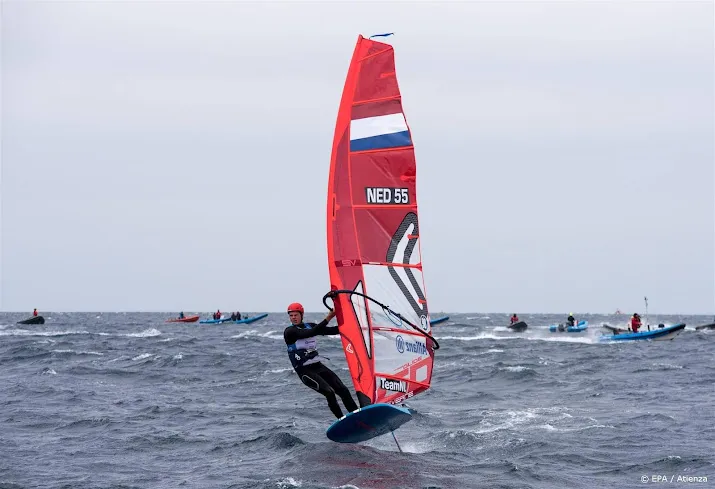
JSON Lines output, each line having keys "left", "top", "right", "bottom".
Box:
{"left": 395, "top": 335, "right": 405, "bottom": 353}
{"left": 379, "top": 377, "right": 407, "bottom": 393}
{"left": 386, "top": 213, "right": 429, "bottom": 324}
{"left": 395, "top": 335, "right": 427, "bottom": 356}
{"left": 365, "top": 187, "right": 410, "bottom": 205}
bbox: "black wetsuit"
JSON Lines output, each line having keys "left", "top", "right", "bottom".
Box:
{"left": 284, "top": 319, "right": 358, "bottom": 419}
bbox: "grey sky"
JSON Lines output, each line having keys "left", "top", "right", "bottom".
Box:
{"left": 1, "top": 1, "right": 713, "bottom": 314}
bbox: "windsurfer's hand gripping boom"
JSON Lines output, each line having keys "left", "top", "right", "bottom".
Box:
{"left": 315, "top": 305, "right": 338, "bottom": 335}
{"left": 321, "top": 289, "right": 440, "bottom": 351}
{"left": 321, "top": 291, "right": 340, "bottom": 325}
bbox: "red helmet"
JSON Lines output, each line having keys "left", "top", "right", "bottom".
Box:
{"left": 287, "top": 302, "right": 304, "bottom": 315}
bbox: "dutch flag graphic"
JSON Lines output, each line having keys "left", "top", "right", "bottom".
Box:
{"left": 349, "top": 112, "right": 412, "bottom": 152}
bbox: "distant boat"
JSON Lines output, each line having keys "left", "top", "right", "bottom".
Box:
{"left": 199, "top": 316, "right": 232, "bottom": 324}
{"left": 601, "top": 323, "right": 628, "bottom": 334}
{"left": 508, "top": 321, "right": 528, "bottom": 332}
{"left": 695, "top": 322, "right": 715, "bottom": 331}
{"left": 549, "top": 320, "right": 588, "bottom": 333}
{"left": 18, "top": 315, "right": 44, "bottom": 325}
{"left": 226, "top": 313, "right": 268, "bottom": 324}
{"left": 200, "top": 313, "right": 268, "bottom": 325}
{"left": 600, "top": 323, "right": 686, "bottom": 342}
{"left": 430, "top": 315, "right": 450, "bottom": 325}
{"left": 165, "top": 315, "right": 200, "bottom": 323}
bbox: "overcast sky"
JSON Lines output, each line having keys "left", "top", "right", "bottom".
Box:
{"left": 1, "top": 1, "right": 713, "bottom": 314}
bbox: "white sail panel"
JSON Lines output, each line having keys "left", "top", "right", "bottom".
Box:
{"left": 349, "top": 281, "right": 372, "bottom": 357}
{"left": 361, "top": 264, "right": 430, "bottom": 333}
{"left": 373, "top": 329, "right": 431, "bottom": 383}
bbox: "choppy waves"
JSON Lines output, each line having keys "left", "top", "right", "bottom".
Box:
{"left": 1, "top": 312, "right": 713, "bottom": 489}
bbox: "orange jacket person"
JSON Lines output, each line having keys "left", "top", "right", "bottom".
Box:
{"left": 630, "top": 313, "right": 642, "bottom": 332}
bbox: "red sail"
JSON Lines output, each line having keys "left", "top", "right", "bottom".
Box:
{"left": 327, "top": 35, "right": 435, "bottom": 408}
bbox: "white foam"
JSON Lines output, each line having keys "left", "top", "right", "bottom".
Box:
{"left": 463, "top": 406, "right": 576, "bottom": 435}
{"left": 52, "top": 349, "right": 103, "bottom": 356}
{"left": 230, "top": 330, "right": 282, "bottom": 340}
{"left": 267, "top": 368, "right": 292, "bottom": 374}
{"left": 502, "top": 366, "right": 529, "bottom": 372}
{"left": 652, "top": 363, "right": 683, "bottom": 370}
{"left": 276, "top": 477, "right": 302, "bottom": 488}
{"left": 125, "top": 328, "right": 161, "bottom": 338}
{"left": 529, "top": 335, "right": 595, "bottom": 344}
{"left": 532, "top": 423, "right": 615, "bottom": 432}
{"left": 435, "top": 334, "right": 521, "bottom": 341}
{"left": 0, "top": 329, "right": 91, "bottom": 337}
{"left": 7, "top": 328, "right": 161, "bottom": 338}
{"left": 435, "top": 331, "right": 599, "bottom": 344}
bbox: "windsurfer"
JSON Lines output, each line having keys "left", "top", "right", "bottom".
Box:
{"left": 284, "top": 301, "right": 359, "bottom": 419}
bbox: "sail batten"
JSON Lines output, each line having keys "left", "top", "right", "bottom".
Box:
{"left": 359, "top": 48, "right": 393, "bottom": 63}
{"left": 327, "top": 35, "right": 434, "bottom": 407}
{"left": 353, "top": 96, "right": 402, "bottom": 107}
{"left": 350, "top": 147, "right": 415, "bottom": 156}
{"left": 334, "top": 260, "right": 421, "bottom": 268}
